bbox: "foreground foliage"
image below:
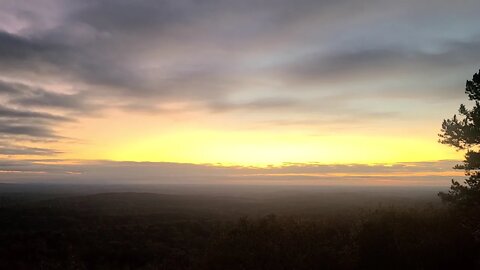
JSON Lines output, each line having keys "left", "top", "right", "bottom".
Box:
{"left": 439, "top": 69, "right": 480, "bottom": 235}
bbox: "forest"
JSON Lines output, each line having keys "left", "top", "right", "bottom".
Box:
{"left": 0, "top": 185, "right": 478, "bottom": 269}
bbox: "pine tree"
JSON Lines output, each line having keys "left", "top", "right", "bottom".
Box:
{"left": 439, "top": 69, "right": 480, "bottom": 236}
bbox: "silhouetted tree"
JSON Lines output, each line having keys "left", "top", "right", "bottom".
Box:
{"left": 439, "top": 69, "right": 480, "bottom": 237}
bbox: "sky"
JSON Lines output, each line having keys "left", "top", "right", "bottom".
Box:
{"left": 0, "top": 0, "right": 479, "bottom": 185}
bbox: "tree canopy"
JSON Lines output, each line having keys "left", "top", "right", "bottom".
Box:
{"left": 439, "top": 69, "right": 480, "bottom": 236}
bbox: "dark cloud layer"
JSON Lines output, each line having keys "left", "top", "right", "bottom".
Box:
{"left": 0, "top": 143, "right": 60, "bottom": 156}
{"left": 0, "top": 159, "right": 461, "bottom": 186}
{"left": 0, "top": 121, "right": 56, "bottom": 138}
{"left": 1, "top": 1, "right": 479, "bottom": 102}
{"left": 0, "top": 80, "right": 77, "bottom": 140}
{"left": 0, "top": 104, "right": 69, "bottom": 121}
{"left": 281, "top": 37, "right": 480, "bottom": 87}
{"left": 1, "top": 0, "right": 478, "bottom": 110}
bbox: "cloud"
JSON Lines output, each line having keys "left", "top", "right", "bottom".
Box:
{"left": 11, "top": 88, "right": 88, "bottom": 111}
{"left": 0, "top": 121, "right": 57, "bottom": 138}
{"left": 277, "top": 37, "right": 480, "bottom": 98}
{"left": 0, "top": 104, "right": 70, "bottom": 121}
{"left": 0, "top": 1, "right": 474, "bottom": 97}
{"left": 1, "top": 0, "right": 478, "bottom": 110}
{"left": 0, "top": 81, "right": 75, "bottom": 139}
{"left": 209, "top": 97, "right": 300, "bottom": 112}
{"left": 0, "top": 143, "right": 61, "bottom": 156}
{"left": 0, "top": 159, "right": 462, "bottom": 186}
{"left": 0, "top": 79, "right": 91, "bottom": 112}
{"left": 0, "top": 31, "right": 67, "bottom": 76}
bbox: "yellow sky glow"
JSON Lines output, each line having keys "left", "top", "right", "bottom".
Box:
{"left": 49, "top": 111, "right": 462, "bottom": 167}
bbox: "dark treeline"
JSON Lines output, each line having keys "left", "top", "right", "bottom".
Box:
{"left": 0, "top": 189, "right": 479, "bottom": 269}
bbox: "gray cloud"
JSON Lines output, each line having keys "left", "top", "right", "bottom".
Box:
{"left": 0, "top": 124, "right": 54, "bottom": 138}
{"left": 12, "top": 89, "right": 88, "bottom": 110}
{"left": 0, "top": 86, "right": 73, "bottom": 139}
{"left": 278, "top": 37, "right": 480, "bottom": 98}
{"left": 0, "top": 0, "right": 478, "bottom": 109}
{"left": 0, "top": 31, "right": 67, "bottom": 75}
{"left": 0, "top": 104, "right": 70, "bottom": 121}
{"left": 0, "top": 80, "right": 85, "bottom": 142}
{"left": 0, "top": 159, "right": 461, "bottom": 186}
{"left": 0, "top": 79, "right": 90, "bottom": 110}
{"left": 0, "top": 143, "right": 61, "bottom": 156}
{"left": 0, "top": 80, "right": 24, "bottom": 94}
{"left": 0, "top": 102, "right": 69, "bottom": 138}
{"left": 209, "top": 97, "right": 299, "bottom": 112}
